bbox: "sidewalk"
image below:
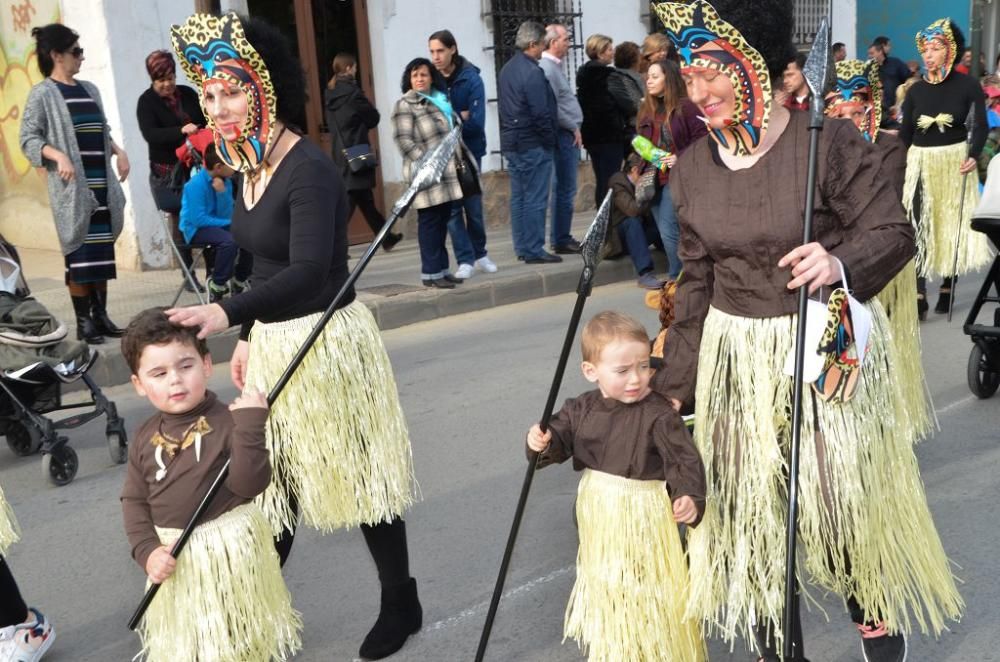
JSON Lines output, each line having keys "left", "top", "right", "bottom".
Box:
{"left": 19, "top": 211, "right": 662, "bottom": 387}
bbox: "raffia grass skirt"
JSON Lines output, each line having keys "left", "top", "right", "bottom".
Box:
{"left": 0, "top": 483, "right": 19, "bottom": 556}
{"left": 903, "top": 142, "right": 993, "bottom": 278}
{"left": 139, "top": 504, "right": 302, "bottom": 662}
{"left": 686, "top": 306, "right": 962, "bottom": 650}
{"left": 875, "top": 260, "right": 936, "bottom": 442}
{"left": 245, "top": 300, "right": 415, "bottom": 535}
{"left": 564, "top": 469, "right": 707, "bottom": 662}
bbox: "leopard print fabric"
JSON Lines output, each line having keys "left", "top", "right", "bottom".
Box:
{"left": 653, "top": 0, "right": 772, "bottom": 156}
{"left": 824, "top": 59, "right": 882, "bottom": 142}
{"left": 916, "top": 19, "right": 957, "bottom": 84}
{"left": 170, "top": 12, "right": 276, "bottom": 174}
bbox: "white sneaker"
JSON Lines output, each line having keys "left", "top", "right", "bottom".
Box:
{"left": 475, "top": 256, "right": 498, "bottom": 273}
{"left": 0, "top": 609, "right": 55, "bottom": 662}
{"left": 454, "top": 263, "right": 475, "bottom": 279}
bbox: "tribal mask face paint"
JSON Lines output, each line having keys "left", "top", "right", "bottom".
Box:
{"left": 170, "top": 12, "right": 275, "bottom": 174}
{"left": 824, "top": 59, "right": 882, "bottom": 142}
{"left": 916, "top": 19, "right": 957, "bottom": 84}
{"left": 653, "top": 0, "right": 771, "bottom": 156}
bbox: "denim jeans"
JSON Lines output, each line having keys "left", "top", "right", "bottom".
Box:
{"left": 417, "top": 201, "right": 454, "bottom": 279}
{"left": 617, "top": 216, "right": 654, "bottom": 276}
{"left": 448, "top": 156, "right": 487, "bottom": 265}
{"left": 189, "top": 225, "right": 252, "bottom": 285}
{"left": 507, "top": 146, "right": 553, "bottom": 258}
{"left": 550, "top": 130, "right": 578, "bottom": 247}
{"left": 587, "top": 142, "right": 624, "bottom": 209}
{"left": 652, "top": 184, "right": 682, "bottom": 279}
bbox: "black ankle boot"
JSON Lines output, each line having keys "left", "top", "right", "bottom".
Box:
{"left": 358, "top": 578, "right": 422, "bottom": 660}
{"left": 916, "top": 292, "right": 928, "bottom": 321}
{"left": 71, "top": 295, "right": 104, "bottom": 344}
{"left": 934, "top": 289, "right": 951, "bottom": 314}
{"left": 89, "top": 289, "right": 124, "bottom": 337}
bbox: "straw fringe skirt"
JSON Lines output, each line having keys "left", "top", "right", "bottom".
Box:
{"left": 138, "top": 504, "right": 302, "bottom": 662}
{"left": 875, "top": 260, "right": 936, "bottom": 442}
{"left": 686, "top": 306, "right": 962, "bottom": 650}
{"left": 564, "top": 469, "right": 706, "bottom": 662}
{"left": 0, "top": 483, "right": 19, "bottom": 556}
{"left": 245, "top": 300, "right": 415, "bottom": 535}
{"left": 903, "top": 142, "right": 992, "bottom": 278}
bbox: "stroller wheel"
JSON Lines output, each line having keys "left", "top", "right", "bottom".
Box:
{"left": 107, "top": 430, "right": 127, "bottom": 465}
{"left": 967, "top": 344, "right": 1000, "bottom": 399}
{"left": 5, "top": 421, "right": 42, "bottom": 457}
{"left": 42, "top": 443, "right": 78, "bottom": 486}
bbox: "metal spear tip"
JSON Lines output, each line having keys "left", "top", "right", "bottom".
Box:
{"left": 411, "top": 125, "right": 463, "bottom": 192}
{"left": 804, "top": 16, "right": 834, "bottom": 127}
{"left": 580, "top": 190, "right": 613, "bottom": 272}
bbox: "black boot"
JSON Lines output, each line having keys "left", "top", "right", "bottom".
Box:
{"left": 90, "top": 289, "right": 124, "bottom": 337}
{"left": 71, "top": 295, "right": 104, "bottom": 344}
{"left": 358, "top": 578, "right": 422, "bottom": 660}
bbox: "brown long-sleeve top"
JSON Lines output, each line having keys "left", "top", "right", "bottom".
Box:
{"left": 531, "top": 390, "right": 707, "bottom": 523}
{"left": 120, "top": 391, "right": 271, "bottom": 570}
{"left": 657, "top": 112, "right": 916, "bottom": 406}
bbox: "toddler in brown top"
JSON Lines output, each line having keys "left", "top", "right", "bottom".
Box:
{"left": 119, "top": 308, "right": 300, "bottom": 661}
{"left": 525, "top": 311, "right": 707, "bottom": 661}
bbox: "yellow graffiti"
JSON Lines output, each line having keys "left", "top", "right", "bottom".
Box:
{"left": 0, "top": 46, "right": 44, "bottom": 183}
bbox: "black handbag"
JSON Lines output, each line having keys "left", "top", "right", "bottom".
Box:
{"left": 454, "top": 151, "right": 481, "bottom": 197}
{"left": 149, "top": 163, "right": 188, "bottom": 214}
{"left": 330, "top": 113, "right": 377, "bottom": 173}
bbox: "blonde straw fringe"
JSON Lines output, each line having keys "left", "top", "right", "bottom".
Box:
{"left": 0, "top": 484, "right": 20, "bottom": 556}
{"left": 686, "top": 306, "right": 962, "bottom": 652}
{"left": 138, "top": 504, "right": 302, "bottom": 662}
{"left": 875, "top": 260, "right": 937, "bottom": 442}
{"left": 245, "top": 301, "right": 416, "bottom": 535}
{"left": 564, "top": 469, "right": 707, "bottom": 662}
{"left": 903, "top": 142, "right": 993, "bottom": 278}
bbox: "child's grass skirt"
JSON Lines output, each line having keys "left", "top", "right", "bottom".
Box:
{"left": 138, "top": 504, "right": 301, "bottom": 662}
{"left": 244, "top": 300, "right": 416, "bottom": 535}
{"left": 564, "top": 469, "right": 706, "bottom": 662}
{"left": 0, "top": 483, "right": 19, "bottom": 556}
{"left": 903, "top": 141, "right": 993, "bottom": 278}
{"left": 686, "top": 305, "right": 962, "bottom": 652}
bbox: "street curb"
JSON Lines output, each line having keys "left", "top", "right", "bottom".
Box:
{"left": 74, "top": 258, "right": 638, "bottom": 390}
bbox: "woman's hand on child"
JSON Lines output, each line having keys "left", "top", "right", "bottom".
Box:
{"left": 526, "top": 424, "right": 551, "bottom": 452}
{"left": 231, "top": 390, "right": 268, "bottom": 411}
{"left": 146, "top": 546, "right": 177, "bottom": 584}
{"left": 230, "top": 340, "right": 249, "bottom": 391}
{"left": 166, "top": 303, "right": 230, "bottom": 339}
{"left": 672, "top": 495, "right": 698, "bottom": 524}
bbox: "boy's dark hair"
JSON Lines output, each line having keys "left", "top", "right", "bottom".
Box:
{"left": 121, "top": 308, "right": 209, "bottom": 375}
{"left": 32, "top": 24, "right": 79, "bottom": 77}
{"left": 614, "top": 41, "right": 640, "bottom": 69}
{"left": 788, "top": 51, "right": 807, "bottom": 70}
{"left": 873, "top": 36, "right": 890, "bottom": 48}
{"left": 624, "top": 152, "right": 645, "bottom": 172}
{"left": 400, "top": 57, "right": 448, "bottom": 94}
{"left": 240, "top": 15, "right": 307, "bottom": 124}
{"left": 832, "top": 41, "right": 845, "bottom": 52}
{"left": 204, "top": 142, "right": 223, "bottom": 171}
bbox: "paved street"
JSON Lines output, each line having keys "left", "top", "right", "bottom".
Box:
{"left": 1, "top": 281, "right": 998, "bottom": 661}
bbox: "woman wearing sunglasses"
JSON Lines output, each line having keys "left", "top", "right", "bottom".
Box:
{"left": 20, "top": 23, "right": 130, "bottom": 346}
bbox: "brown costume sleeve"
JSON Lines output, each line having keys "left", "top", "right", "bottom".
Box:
{"left": 530, "top": 397, "right": 578, "bottom": 468}
{"left": 822, "top": 120, "right": 916, "bottom": 300}
{"left": 120, "top": 421, "right": 161, "bottom": 571}
{"left": 225, "top": 407, "right": 272, "bottom": 499}
{"left": 653, "top": 411, "right": 707, "bottom": 526}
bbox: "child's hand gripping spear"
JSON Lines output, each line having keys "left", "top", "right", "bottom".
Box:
{"left": 782, "top": 17, "right": 834, "bottom": 662}
{"left": 473, "top": 191, "right": 612, "bottom": 662}
{"left": 127, "top": 125, "right": 465, "bottom": 631}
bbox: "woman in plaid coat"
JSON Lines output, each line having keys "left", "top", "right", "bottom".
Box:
{"left": 392, "top": 57, "right": 479, "bottom": 288}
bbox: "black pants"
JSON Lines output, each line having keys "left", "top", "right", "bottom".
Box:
{"left": 274, "top": 494, "right": 411, "bottom": 588}
{"left": 0, "top": 556, "right": 27, "bottom": 627}
{"left": 348, "top": 189, "right": 390, "bottom": 236}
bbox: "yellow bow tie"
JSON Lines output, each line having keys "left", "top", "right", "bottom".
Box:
{"left": 916, "top": 113, "right": 954, "bottom": 133}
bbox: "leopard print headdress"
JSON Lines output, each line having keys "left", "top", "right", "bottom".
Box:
{"left": 824, "top": 59, "right": 882, "bottom": 142}
{"left": 916, "top": 19, "right": 958, "bottom": 84}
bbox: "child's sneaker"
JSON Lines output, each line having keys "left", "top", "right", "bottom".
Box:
{"left": 0, "top": 608, "right": 56, "bottom": 662}
{"left": 230, "top": 277, "right": 250, "bottom": 295}
{"left": 208, "top": 281, "right": 229, "bottom": 304}
{"left": 858, "top": 622, "right": 906, "bottom": 662}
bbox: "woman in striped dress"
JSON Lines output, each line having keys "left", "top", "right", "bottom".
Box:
{"left": 20, "top": 24, "right": 129, "bottom": 344}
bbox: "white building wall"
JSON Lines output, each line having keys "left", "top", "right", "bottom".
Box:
{"left": 62, "top": 0, "right": 196, "bottom": 269}
{"left": 831, "top": 0, "right": 857, "bottom": 59}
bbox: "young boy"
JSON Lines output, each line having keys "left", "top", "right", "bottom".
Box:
{"left": 178, "top": 143, "right": 252, "bottom": 303}
{"left": 526, "top": 311, "right": 707, "bottom": 661}
{"left": 120, "top": 308, "right": 300, "bottom": 661}
{"left": 608, "top": 154, "right": 663, "bottom": 290}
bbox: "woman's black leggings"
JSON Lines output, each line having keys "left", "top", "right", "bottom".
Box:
{"left": 273, "top": 494, "right": 411, "bottom": 589}
{"left": 0, "top": 556, "right": 28, "bottom": 627}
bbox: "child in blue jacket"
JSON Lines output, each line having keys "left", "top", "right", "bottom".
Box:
{"left": 179, "top": 144, "right": 251, "bottom": 302}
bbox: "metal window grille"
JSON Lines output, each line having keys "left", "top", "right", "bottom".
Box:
{"left": 793, "top": 0, "right": 833, "bottom": 49}
{"left": 486, "top": 0, "right": 585, "bottom": 92}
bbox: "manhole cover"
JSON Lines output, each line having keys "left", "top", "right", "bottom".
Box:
{"left": 359, "top": 283, "right": 424, "bottom": 297}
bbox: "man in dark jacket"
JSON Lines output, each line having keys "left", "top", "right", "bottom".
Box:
{"left": 869, "top": 39, "right": 909, "bottom": 128}
{"left": 499, "top": 20, "right": 561, "bottom": 264}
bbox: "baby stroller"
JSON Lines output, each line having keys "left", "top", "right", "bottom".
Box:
{"left": 0, "top": 235, "right": 127, "bottom": 485}
{"left": 963, "top": 157, "right": 1000, "bottom": 398}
